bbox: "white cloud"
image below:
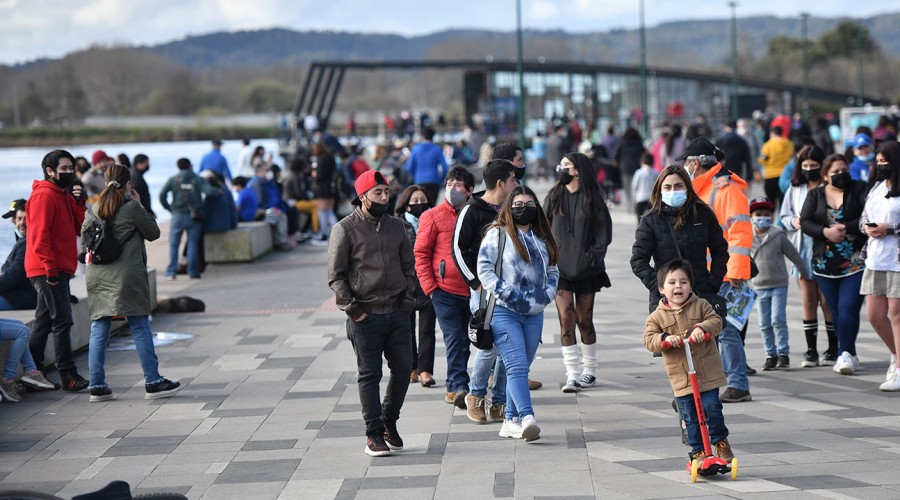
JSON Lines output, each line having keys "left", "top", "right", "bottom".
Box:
{"left": 530, "top": 0, "right": 560, "bottom": 20}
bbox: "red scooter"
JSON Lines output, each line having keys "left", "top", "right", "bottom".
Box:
{"left": 661, "top": 333, "right": 738, "bottom": 482}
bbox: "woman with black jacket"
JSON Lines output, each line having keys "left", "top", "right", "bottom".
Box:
{"left": 631, "top": 165, "right": 729, "bottom": 314}
{"left": 800, "top": 153, "right": 868, "bottom": 376}
{"left": 544, "top": 152, "right": 612, "bottom": 393}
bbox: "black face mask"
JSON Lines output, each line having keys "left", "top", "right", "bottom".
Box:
{"left": 365, "top": 199, "right": 388, "bottom": 218}
{"left": 511, "top": 206, "right": 537, "bottom": 226}
{"left": 875, "top": 163, "right": 892, "bottom": 181}
{"left": 557, "top": 170, "right": 574, "bottom": 185}
{"left": 408, "top": 203, "right": 428, "bottom": 218}
{"left": 801, "top": 168, "right": 821, "bottom": 182}
{"left": 830, "top": 171, "right": 851, "bottom": 190}
{"left": 54, "top": 172, "right": 75, "bottom": 189}
{"left": 514, "top": 167, "right": 525, "bottom": 181}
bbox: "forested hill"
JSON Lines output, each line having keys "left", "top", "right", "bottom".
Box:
{"left": 144, "top": 13, "right": 900, "bottom": 70}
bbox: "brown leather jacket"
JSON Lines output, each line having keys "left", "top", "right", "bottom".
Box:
{"left": 327, "top": 208, "right": 417, "bottom": 321}
{"left": 643, "top": 293, "right": 725, "bottom": 397}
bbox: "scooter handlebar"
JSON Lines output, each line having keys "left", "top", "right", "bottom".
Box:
{"left": 659, "top": 332, "right": 712, "bottom": 350}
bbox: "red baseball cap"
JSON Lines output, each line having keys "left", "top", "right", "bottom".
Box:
{"left": 749, "top": 196, "right": 774, "bottom": 213}
{"left": 351, "top": 170, "right": 388, "bottom": 206}
{"left": 91, "top": 150, "right": 110, "bottom": 165}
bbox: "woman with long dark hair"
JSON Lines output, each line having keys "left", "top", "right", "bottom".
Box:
{"left": 544, "top": 152, "right": 612, "bottom": 393}
{"left": 860, "top": 141, "right": 900, "bottom": 390}
{"left": 478, "top": 185, "right": 559, "bottom": 442}
{"left": 800, "top": 154, "right": 868, "bottom": 376}
{"left": 311, "top": 142, "right": 338, "bottom": 245}
{"left": 83, "top": 164, "right": 181, "bottom": 402}
{"left": 780, "top": 145, "right": 836, "bottom": 367}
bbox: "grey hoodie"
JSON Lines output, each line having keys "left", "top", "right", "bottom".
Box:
{"left": 750, "top": 225, "right": 806, "bottom": 290}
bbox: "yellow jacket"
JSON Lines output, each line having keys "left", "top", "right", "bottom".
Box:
{"left": 692, "top": 164, "right": 753, "bottom": 281}
{"left": 758, "top": 136, "right": 794, "bottom": 180}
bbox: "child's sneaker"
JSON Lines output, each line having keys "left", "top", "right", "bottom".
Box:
{"left": 499, "top": 418, "right": 523, "bottom": 439}
{"left": 714, "top": 438, "right": 734, "bottom": 461}
{"left": 145, "top": 378, "right": 181, "bottom": 399}
{"left": 821, "top": 349, "right": 838, "bottom": 366}
{"left": 690, "top": 450, "right": 707, "bottom": 462}
{"left": 801, "top": 349, "right": 819, "bottom": 367}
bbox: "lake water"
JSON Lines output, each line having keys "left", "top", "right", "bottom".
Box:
{"left": 0, "top": 138, "right": 279, "bottom": 257}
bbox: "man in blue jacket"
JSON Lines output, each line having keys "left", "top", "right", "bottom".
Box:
{"left": 199, "top": 139, "right": 233, "bottom": 185}
{"left": 406, "top": 127, "right": 447, "bottom": 203}
{"left": 0, "top": 199, "right": 37, "bottom": 310}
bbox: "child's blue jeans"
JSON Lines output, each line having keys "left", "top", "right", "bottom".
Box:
{"left": 677, "top": 388, "right": 729, "bottom": 456}
{"left": 756, "top": 286, "right": 789, "bottom": 357}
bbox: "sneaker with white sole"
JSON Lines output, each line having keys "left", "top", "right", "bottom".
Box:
{"left": 561, "top": 379, "right": 581, "bottom": 393}
{"left": 19, "top": 371, "right": 55, "bottom": 391}
{"left": 0, "top": 379, "right": 22, "bottom": 402}
{"left": 499, "top": 418, "right": 523, "bottom": 439}
{"left": 521, "top": 415, "right": 541, "bottom": 442}
{"left": 887, "top": 355, "right": 897, "bottom": 381}
{"left": 145, "top": 378, "right": 181, "bottom": 399}
{"left": 579, "top": 374, "right": 597, "bottom": 388}
{"left": 834, "top": 351, "right": 861, "bottom": 375}
{"left": 89, "top": 386, "right": 113, "bottom": 402}
{"left": 880, "top": 370, "right": 900, "bottom": 392}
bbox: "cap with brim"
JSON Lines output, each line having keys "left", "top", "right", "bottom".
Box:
{"left": 675, "top": 137, "right": 724, "bottom": 162}
{"left": 2, "top": 198, "right": 26, "bottom": 219}
{"left": 91, "top": 150, "right": 110, "bottom": 164}
{"left": 853, "top": 133, "right": 873, "bottom": 148}
{"left": 749, "top": 196, "right": 775, "bottom": 212}
{"left": 351, "top": 170, "right": 388, "bottom": 206}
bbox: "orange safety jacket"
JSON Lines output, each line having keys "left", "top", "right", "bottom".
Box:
{"left": 692, "top": 164, "right": 752, "bottom": 281}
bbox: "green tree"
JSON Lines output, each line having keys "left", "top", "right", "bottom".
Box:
{"left": 818, "top": 20, "right": 879, "bottom": 58}
{"left": 238, "top": 79, "right": 295, "bottom": 112}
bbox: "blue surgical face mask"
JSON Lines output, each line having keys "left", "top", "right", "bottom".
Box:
{"left": 752, "top": 216, "right": 772, "bottom": 230}
{"left": 661, "top": 190, "right": 687, "bottom": 208}
{"left": 858, "top": 152, "right": 875, "bottom": 163}
{"left": 14, "top": 228, "right": 24, "bottom": 239}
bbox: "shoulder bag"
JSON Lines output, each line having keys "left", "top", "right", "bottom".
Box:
{"left": 468, "top": 229, "right": 506, "bottom": 350}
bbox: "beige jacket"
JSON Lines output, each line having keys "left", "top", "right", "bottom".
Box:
{"left": 643, "top": 293, "right": 725, "bottom": 397}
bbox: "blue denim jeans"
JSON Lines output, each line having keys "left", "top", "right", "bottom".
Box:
{"left": 756, "top": 286, "right": 789, "bottom": 357}
{"left": 431, "top": 288, "right": 471, "bottom": 392}
{"left": 677, "top": 388, "right": 729, "bottom": 456}
{"left": 1, "top": 318, "right": 37, "bottom": 380}
{"left": 815, "top": 272, "right": 865, "bottom": 356}
{"left": 89, "top": 316, "right": 162, "bottom": 389}
{"left": 167, "top": 213, "right": 201, "bottom": 278}
{"left": 491, "top": 306, "right": 542, "bottom": 420}
{"left": 469, "top": 291, "right": 506, "bottom": 405}
{"left": 718, "top": 322, "right": 749, "bottom": 391}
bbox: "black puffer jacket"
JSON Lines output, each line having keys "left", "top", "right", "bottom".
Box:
{"left": 631, "top": 203, "right": 729, "bottom": 312}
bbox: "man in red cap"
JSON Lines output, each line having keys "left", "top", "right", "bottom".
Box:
{"left": 327, "top": 169, "right": 417, "bottom": 457}
{"left": 81, "top": 150, "right": 114, "bottom": 199}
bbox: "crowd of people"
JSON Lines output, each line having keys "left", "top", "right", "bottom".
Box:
{"left": 0, "top": 109, "right": 897, "bottom": 471}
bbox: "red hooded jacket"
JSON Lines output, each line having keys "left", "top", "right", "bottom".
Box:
{"left": 414, "top": 200, "right": 470, "bottom": 298}
{"left": 25, "top": 180, "right": 87, "bottom": 278}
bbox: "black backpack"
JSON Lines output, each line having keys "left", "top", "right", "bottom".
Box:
{"left": 80, "top": 206, "right": 133, "bottom": 265}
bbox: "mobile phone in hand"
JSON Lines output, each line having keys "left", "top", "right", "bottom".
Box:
{"left": 865, "top": 222, "right": 878, "bottom": 228}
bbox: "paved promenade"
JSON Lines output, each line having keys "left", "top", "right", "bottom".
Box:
{"left": 2, "top": 180, "right": 900, "bottom": 499}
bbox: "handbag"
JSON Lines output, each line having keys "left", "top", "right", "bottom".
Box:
{"left": 665, "top": 220, "right": 727, "bottom": 320}
{"left": 468, "top": 229, "right": 506, "bottom": 350}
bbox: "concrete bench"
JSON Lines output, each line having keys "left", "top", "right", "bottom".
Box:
{"left": 205, "top": 221, "right": 273, "bottom": 263}
{"left": 0, "top": 267, "right": 157, "bottom": 373}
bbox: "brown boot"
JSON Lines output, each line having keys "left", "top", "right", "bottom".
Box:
{"left": 690, "top": 449, "right": 707, "bottom": 462}
{"left": 714, "top": 438, "right": 734, "bottom": 461}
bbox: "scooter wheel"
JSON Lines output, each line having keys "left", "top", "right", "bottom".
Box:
{"left": 730, "top": 457, "right": 738, "bottom": 480}
{"left": 690, "top": 459, "right": 699, "bottom": 483}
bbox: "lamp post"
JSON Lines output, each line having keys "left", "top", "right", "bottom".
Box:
{"left": 515, "top": 0, "right": 526, "bottom": 152}
{"left": 801, "top": 12, "right": 810, "bottom": 120}
{"left": 728, "top": 1, "right": 739, "bottom": 121}
{"left": 639, "top": 0, "right": 649, "bottom": 137}
{"left": 855, "top": 20, "right": 864, "bottom": 105}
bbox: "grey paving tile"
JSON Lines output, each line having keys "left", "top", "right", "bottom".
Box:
{"left": 737, "top": 441, "right": 817, "bottom": 453}
{"left": 238, "top": 335, "right": 279, "bottom": 345}
{"left": 368, "top": 454, "right": 443, "bottom": 466}
{"left": 566, "top": 429, "right": 586, "bottom": 449}
{"left": 823, "top": 427, "right": 900, "bottom": 439}
{"left": 102, "top": 444, "right": 181, "bottom": 457}
{"left": 210, "top": 408, "right": 275, "bottom": 418}
{"left": 315, "top": 419, "right": 364, "bottom": 438}
{"left": 314, "top": 318, "right": 345, "bottom": 326}
{"left": 771, "top": 475, "right": 870, "bottom": 489}
{"left": 359, "top": 475, "right": 439, "bottom": 489}
{"left": 164, "top": 356, "right": 210, "bottom": 367}
{"left": 214, "top": 458, "right": 301, "bottom": 484}
{"left": 494, "top": 471, "right": 514, "bottom": 498}
{"left": 241, "top": 439, "right": 298, "bottom": 451}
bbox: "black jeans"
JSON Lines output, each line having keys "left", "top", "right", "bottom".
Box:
{"left": 347, "top": 310, "right": 412, "bottom": 436}
{"left": 29, "top": 273, "right": 75, "bottom": 373}
{"left": 410, "top": 302, "right": 437, "bottom": 373}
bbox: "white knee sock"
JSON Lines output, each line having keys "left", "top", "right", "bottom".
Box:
{"left": 581, "top": 342, "right": 598, "bottom": 376}
{"left": 562, "top": 345, "right": 580, "bottom": 381}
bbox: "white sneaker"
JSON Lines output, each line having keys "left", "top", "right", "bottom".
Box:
{"left": 499, "top": 418, "right": 523, "bottom": 439}
{"left": 834, "top": 351, "right": 855, "bottom": 375}
{"left": 521, "top": 415, "right": 541, "bottom": 442}
{"left": 880, "top": 370, "right": 900, "bottom": 391}
{"left": 850, "top": 354, "right": 863, "bottom": 372}
{"left": 888, "top": 355, "right": 897, "bottom": 381}
{"left": 561, "top": 379, "right": 581, "bottom": 393}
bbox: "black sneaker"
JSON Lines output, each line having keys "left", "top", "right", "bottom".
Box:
{"left": 61, "top": 371, "right": 88, "bottom": 393}
{"left": 89, "top": 386, "right": 113, "bottom": 402}
{"left": 776, "top": 354, "right": 790, "bottom": 370}
{"left": 453, "top": 390, "right": 469, "bottom": 410}
{"left": 365, "top": 434, "right": 391, "bottom": 457}
{"left": 144, "top": 379, "right": 181, "bottom": 400}
{"left": 746, "top": 364, "right": 757, "bottom": 376}
{"left": 762, "top": 357, "right": 777, "bottom": 371}
{"left": 821, "top": 350, "right": 838, "bottom": 366}
{"left": 801, "top": 349, "right": 819, "bottom": 368}
{"left": 383, "top": 420, "right": 403, "bottom": 451}
{"left": 720, "top": 387, "right": 752, "bottom": 403}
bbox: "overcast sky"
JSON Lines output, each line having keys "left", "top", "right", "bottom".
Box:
{"left": 0, "top": 0, "right": 892, "bottom": 65}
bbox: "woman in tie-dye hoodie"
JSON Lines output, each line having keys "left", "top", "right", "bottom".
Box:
{"left": 478, "top": 185, "right": 559, "bottom": 443}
